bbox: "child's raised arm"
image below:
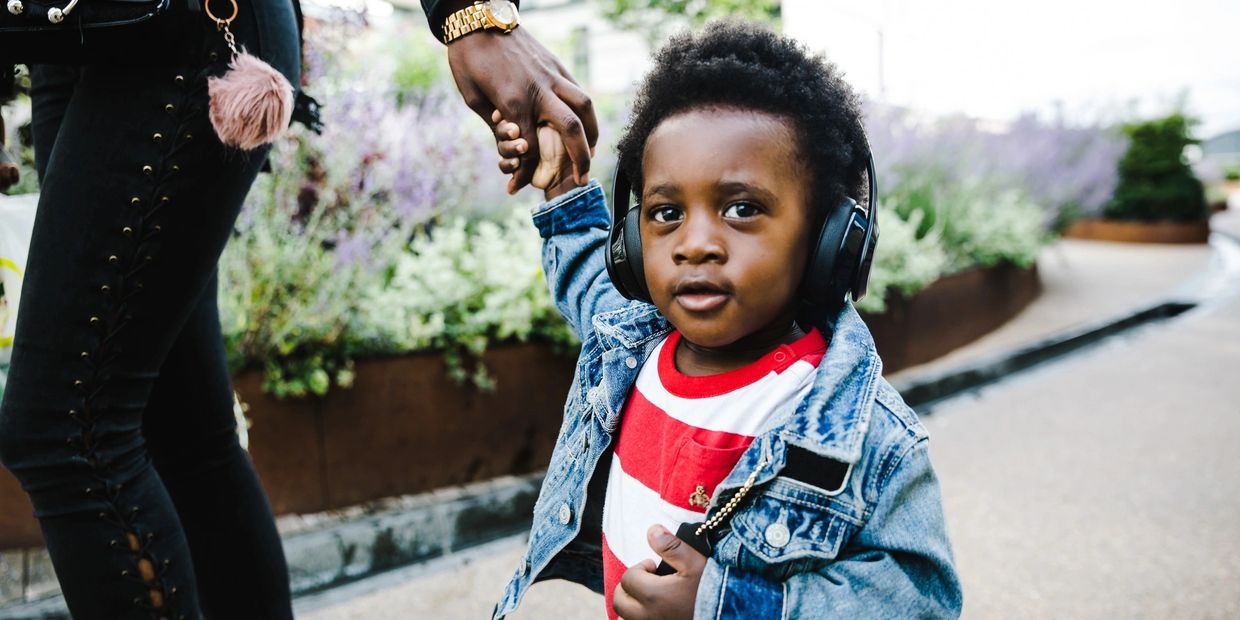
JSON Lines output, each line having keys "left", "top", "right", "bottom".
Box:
{"left": 490, "top": 111, "right": 632, "bottom": 341}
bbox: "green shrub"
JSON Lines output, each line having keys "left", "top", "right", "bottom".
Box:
{"left": 1104, "top": 113, "right": 1207, "bottom": 222}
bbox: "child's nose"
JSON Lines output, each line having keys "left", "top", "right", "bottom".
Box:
{"left": 673, "top": 215, "right": 726, "bottom": 264}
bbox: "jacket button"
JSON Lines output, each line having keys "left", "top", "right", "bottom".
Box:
{"left": 625, "top": 356, "right": 637, "bottom": 369}
{"left": 558, "top": 503, "right": 572, "bottom": 525}
{"left": 765, "top": 523, "right": 790, "bottom": 548}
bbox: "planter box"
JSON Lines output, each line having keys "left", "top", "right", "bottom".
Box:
{"left": 1063, "top": 218, "right": 1210, "bottom": 244}
{"left": 864, "top": 262, "right": 1042, "bottom": 373}
{"left": 0, "top": 467, "right": 39, "bottom": 549}
{"left": 238, "top": 343, "right": 577, "bottom": 517}
{"left": 0, "top": 344, "right": 576, "bottom": 550}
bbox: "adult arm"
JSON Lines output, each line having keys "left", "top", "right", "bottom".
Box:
{"left": 531, "top": 181, "right": 631, "bottom": 341}
{"left": 426, "top": 0, "right": 598, "bottom": 194}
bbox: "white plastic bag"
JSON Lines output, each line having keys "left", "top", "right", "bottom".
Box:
{"left": 0, "top": 193, "right": 38, "bottom": 365}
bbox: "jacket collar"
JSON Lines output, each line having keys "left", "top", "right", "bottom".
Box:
{"left": 591, "top": 302, "right": 671, "bottom": 351}
{"left": 782, "top": 301, "right": 883, "bottom": 464}
{"left": 592, "top": 300, "right": 882, "bottom": 468}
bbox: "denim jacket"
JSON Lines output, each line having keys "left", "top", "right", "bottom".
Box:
{"left": 494, "top": 181, "right": 962, "bottom": 619}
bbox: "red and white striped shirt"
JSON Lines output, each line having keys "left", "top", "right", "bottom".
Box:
{"left": 601, "top": 328, "right": 827, "bottom": 617}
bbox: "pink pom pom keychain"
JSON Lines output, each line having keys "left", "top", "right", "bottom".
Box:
{"left": 204, "top": 0, "right": 294, "bottom": 150}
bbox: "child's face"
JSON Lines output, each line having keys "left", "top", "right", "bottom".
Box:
{"left": 639, "top": 107, "right": 814, "bottom": 351}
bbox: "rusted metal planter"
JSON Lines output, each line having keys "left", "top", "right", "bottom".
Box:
{"left": 1063, "top": 218, "right": 1210, "bottom": 244}
{"left": 238, "top": 343, "right": 576, "bottom": 517}
{"left": 864, "top": 262, "right": 1042, "bottom": 373}
{"left": 0, "top": 344, "right": 575, "bottom": 550}
{"left": 0, "top": 464, "right": 39, "bottom": 549}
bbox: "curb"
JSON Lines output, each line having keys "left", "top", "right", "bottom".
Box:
{"left": 0, "top": 475, "right": 544, "bottom": 620}
{"left": 891, "top": 300, "right": 1196, "bottom": 412}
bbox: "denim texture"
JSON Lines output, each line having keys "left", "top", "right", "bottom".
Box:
{"left": 0, "top": 2, "right": 301, "bottom": 619}
{"left": 493, "top": 181, "right": 963, "bottom": 619}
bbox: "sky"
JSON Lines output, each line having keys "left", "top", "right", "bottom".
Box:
{"left": 783, "top": 0, "right": 1240, "bottom": 138}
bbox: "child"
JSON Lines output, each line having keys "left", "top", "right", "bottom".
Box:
{"left": 490, "top": 21, "right": 961, "bottom": 619}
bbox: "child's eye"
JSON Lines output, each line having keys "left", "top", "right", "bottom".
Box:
{"left": 723, "top": 202, "right": 761, "bottom": 218}
{"left": 649, "top": 206, "right": 682, "bottom": 223}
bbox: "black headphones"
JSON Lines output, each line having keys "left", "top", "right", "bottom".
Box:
{"left": 605, "top": 153, "right": 879, "bottom": 315}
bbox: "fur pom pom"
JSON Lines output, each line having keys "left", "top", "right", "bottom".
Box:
{"left": 208, "top": 53, "right": 294, "bottom": 150}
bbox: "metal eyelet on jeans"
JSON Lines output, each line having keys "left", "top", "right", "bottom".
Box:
{"left": 68, "top": 76, "right": 200, "bottom": 618}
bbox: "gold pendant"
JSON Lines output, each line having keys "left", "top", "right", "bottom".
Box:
{"left": 689, "top": 485, "right": 710, "bottom": 508}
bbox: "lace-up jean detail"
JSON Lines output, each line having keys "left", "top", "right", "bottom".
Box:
{"left": 0, "top": 3, "right": 301, "bottom": 619}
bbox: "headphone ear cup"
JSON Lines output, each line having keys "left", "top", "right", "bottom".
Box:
{"left": 852, "top": 213, "right": 878, "bottom": 301}
{"left": 605, "top": 206, "right": 651, "bottom": 303}
{"left": 802, "top": 198, "right": 858, "bottom": 311}
{"left": 622, "top": 208, "right": 650, "bottom": 303}
{"left": 606, "top": 167, "right": 651, "bottom": 302}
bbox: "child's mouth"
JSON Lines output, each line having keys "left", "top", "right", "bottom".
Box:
{"left": 673, "top": 282, "right": 731, "bottom": 313}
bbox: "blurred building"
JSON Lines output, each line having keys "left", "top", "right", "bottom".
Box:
{"left": 1203, "top": 129, "right": 1240, "bottom": 169}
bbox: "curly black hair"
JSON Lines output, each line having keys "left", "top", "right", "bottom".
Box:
{"left": 616, "top": 21, "right": 870, "bottom": 218}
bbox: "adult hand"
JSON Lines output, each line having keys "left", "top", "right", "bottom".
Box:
{"left": 493, "top": 111, "right": 577, "bottom": 201}
{"left": 612, "top": 525, "right": 706, "bottom": 620}
{"left": 448, "top": 26, "right": 598, "bottom": 195}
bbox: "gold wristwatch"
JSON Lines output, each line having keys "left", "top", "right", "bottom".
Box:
{"left": 442, "top": 0, "right": 520, "bottom": 44}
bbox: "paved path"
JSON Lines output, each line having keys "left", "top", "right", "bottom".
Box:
{"left": 299, "top": 222, "right": 1240, "bottom": 619}
{"left": 889, "top": 238, "right": 1212, "bottom": 380}
{"left": 925, "top": 280, "right": 1240, "bottom": 618}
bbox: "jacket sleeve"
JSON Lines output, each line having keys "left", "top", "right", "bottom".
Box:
{"left": 529, "top": 181, "right": 632, "bottom": 342}
{"left": 421, "top": 0, "right": 523, "bottom": 42}
{"left": 694, "top": 439, "right": 963, "bottom": 619}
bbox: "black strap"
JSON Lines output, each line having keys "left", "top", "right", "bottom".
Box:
{"left": 783, "top": 445, "right": 851, "bottom": 494}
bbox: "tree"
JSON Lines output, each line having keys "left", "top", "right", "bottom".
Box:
{"left": 1104, "top": 113, "right": 1207, "bottom": 222}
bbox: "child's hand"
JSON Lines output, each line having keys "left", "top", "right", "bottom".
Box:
{"left": 491, "top": 110, "right": 578, "bottom": 200}
{"left": 612, "top": 525, "right": 706, "bottom": 620}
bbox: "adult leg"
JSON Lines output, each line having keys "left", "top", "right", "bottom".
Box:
{"left": 0, "top": 57, "right": 279, "bottom": 620}
{"left": 27, "top": 64, "right": 79, "bottom": 183}
{"left": 142, "top": 271, "right": 292, "bottom": 620}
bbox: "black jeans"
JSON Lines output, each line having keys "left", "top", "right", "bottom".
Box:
{"left": 0, "top": 2, "right": 301, "bottom": 619}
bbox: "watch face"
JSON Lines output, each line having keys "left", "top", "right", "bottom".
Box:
{"left": 487, "top": 0, "right": 517, "bottom": 25}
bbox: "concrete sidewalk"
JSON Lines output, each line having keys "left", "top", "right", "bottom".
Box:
{"left": 928, "top": 270, "right": 1240, "bottom": 618}
{"left": 298, "top": 221, "right": 1240, "bottom": 619}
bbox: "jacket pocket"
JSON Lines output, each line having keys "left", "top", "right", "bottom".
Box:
{"left": 724, "top": 485, "right": 862, "bottom": 580}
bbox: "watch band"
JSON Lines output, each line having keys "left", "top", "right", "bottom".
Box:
{"left": 443, "top": 3, "right": 489, "bottom": 43}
